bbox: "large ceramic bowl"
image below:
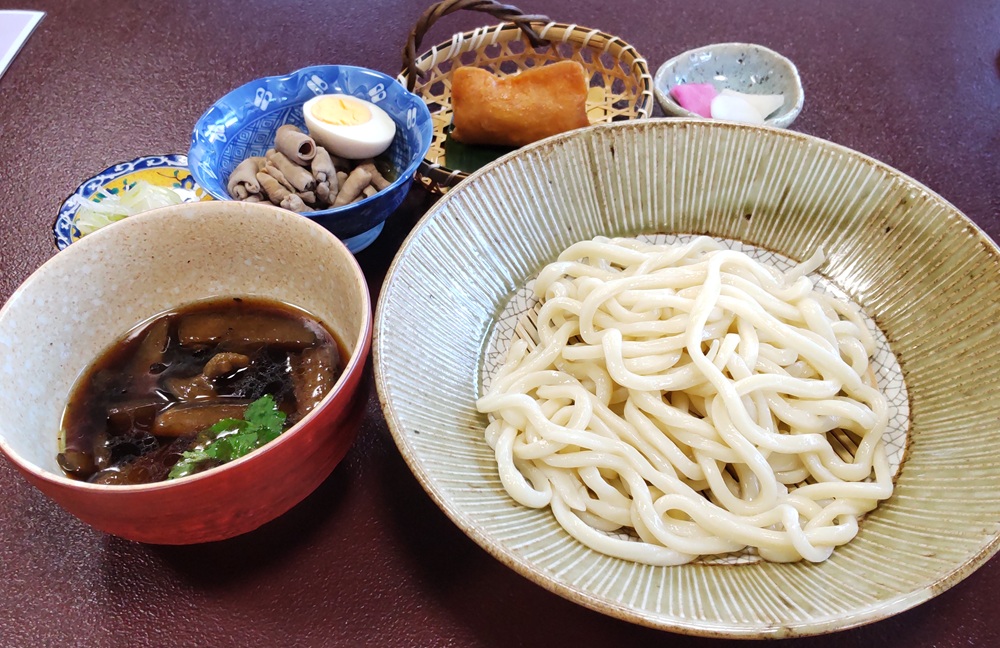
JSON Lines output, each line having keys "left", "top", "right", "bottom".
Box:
{"left": 374, "top": 119, "right": 1000, "bottom": 637}
{"left": 188, "top": 65, "right": 434, "bottom": 253}
{"left": 0, "top": 201, "right": 372, "bottom": 544}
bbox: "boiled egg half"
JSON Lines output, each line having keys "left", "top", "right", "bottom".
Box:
{"left": 303, "top": 93, "right": 396, "bottom": 159}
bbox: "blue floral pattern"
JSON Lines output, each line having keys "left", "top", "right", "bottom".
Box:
{"left": 187, "top": 65, "right": 433, "bottom": 252}
{"left": 54, "top": 154, "right": 209, "bottom": 250}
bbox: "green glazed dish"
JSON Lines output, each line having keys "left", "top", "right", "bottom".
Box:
{"left": 374, "top": 119, "right": 1000, "bottom": 638}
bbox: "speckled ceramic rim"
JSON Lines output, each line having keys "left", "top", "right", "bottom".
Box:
{"left": 653, "top": 42, "right": 805, "bottom": 128}
{"left": 374, "top": 118, "right": 1000, "bottom": 638}
{"left": 0, "top": 201, "right": 372, "bottom": 494}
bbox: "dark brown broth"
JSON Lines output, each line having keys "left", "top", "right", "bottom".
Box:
{"left": 58, "top": 297, "right": 344, "bottom": 485}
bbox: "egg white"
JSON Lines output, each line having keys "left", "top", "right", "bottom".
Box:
{"left": 303, "top": 94, "right": 396, "bottom": 160}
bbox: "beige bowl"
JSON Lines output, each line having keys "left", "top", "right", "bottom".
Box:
{"left": 375, "top": 119, "right": 1000, "bottom": 637}
{"left": 0, "top": 201, "right": 371, "bottom": 544}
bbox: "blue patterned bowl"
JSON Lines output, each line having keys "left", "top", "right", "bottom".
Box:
{"left": 188, "top": 65, "right": 433, "bottom": 252}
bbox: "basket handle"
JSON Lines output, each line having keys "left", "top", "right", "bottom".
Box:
{"left": 402, "top": 0, "right": 550, "bottom": 91}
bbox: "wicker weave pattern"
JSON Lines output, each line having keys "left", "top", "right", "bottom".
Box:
{"left": 399, "top": 21, "right": 653, "bottom": 193}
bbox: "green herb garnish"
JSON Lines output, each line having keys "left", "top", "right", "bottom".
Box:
{"left": 168, "top": 395, "right": 287, "bottom": 480}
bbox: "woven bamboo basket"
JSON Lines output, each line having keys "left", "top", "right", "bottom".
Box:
{"left": 399, "top": 0, "right": 654, "bottom": 194}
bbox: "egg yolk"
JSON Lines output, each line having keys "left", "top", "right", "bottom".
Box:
{"left": 310, "top": 96, "right": 372, "bottom": 126}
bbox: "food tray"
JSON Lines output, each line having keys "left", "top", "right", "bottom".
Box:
{"left": 398, "top": 0, "right": 653, "bottom": 194}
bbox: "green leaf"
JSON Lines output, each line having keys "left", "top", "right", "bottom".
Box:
{"left": 167, "top": 395, "right": 287, "bottom": 480}
{"left": 168, "top": 447, "right": 212, "bottom": 480}
{"left": 441, "top": 125, "right": 515, "bottom": 174}
{"left": 245, "top": 394, "right": 285, "bottom": 436}
{"left": 203, "top": 437, "right": 232, "bottom": 462}
{"left": 224, "top": 430, "right": 260, "bottom": 458}
{"left": 209, "top": 417, "right": 248, "bottom": 435}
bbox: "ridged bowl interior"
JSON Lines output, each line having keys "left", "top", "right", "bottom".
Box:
{"left": 373, "top": 119, "right": 1000, "bottom": 638}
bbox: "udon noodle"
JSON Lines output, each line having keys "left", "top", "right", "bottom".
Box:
{"left": 476, "top": 236, "right": 892, "bottom": 565}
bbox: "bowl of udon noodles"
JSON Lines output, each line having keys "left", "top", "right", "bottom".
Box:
{"left": 0, "top": 200, "right": 372, "bottom": 544}
{"left": 373, "top": 118, "right": 1000, "bottom": 637}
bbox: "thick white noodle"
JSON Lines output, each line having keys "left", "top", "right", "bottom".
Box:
{"left": 477, "top": 237, "right": 893, "bottom": 566}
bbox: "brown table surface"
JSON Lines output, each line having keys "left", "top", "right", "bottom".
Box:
{"left": 2, "top": 0, "right": 999, "bottom": 646}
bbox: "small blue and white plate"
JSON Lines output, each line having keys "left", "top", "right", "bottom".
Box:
{"left": 54, "top": 154, "right": 212, "bottom": 250}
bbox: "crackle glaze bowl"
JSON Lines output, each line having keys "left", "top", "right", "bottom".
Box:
{"left": 374, "top": 118, "right": 1000, "bottom": 637}
{"left": 0, "top": 200, "right": 371, "bottom": 544}
{"left": 655, "top": 43, "right": 804, "bottom": 128}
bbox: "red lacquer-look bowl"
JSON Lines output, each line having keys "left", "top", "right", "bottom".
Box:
{"left": 0, "top": 201, "right": 372, "bottom": 544}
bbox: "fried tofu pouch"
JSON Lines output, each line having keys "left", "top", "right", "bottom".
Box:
{"left": 450, "top": 60, "right": 590, "bottom": 147}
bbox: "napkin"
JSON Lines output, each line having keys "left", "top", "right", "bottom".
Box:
{"left": 0, "top": 10, "right": 43, "bottom": 81}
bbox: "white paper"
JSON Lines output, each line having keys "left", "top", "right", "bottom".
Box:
{"left": 0, "top": 10, "right": 44, "bottom": 81}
